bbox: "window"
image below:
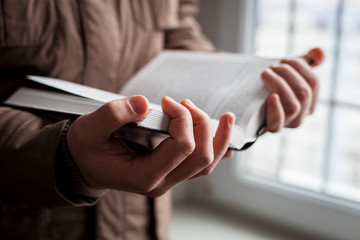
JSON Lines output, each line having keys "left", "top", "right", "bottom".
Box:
{"left": 207, "top": 0, "right": 360, "bottom": 239}
{"left": 243, "top": 0, "right": 360, "bottom": 204}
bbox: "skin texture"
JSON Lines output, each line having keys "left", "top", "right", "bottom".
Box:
{"left": 262, "top": 48, "right": 324, "bottom": 132}
{"left": 67, "top": 96, "right": 235, "bottom": 197}
{"left": 67, "top": 47, "right": 324, "bottom": 196}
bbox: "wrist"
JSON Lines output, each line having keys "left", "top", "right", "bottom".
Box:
{"left": 56, "top": 120, "right": 106, "bottom": 201}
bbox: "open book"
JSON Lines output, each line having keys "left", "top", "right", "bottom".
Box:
{"left": 4, "top": 51, "right": 275, "bottom": 150}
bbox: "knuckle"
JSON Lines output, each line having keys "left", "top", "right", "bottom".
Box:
{"left": 103, "top": 101, "right": 123, "bottom": 122}
{"left": 197, "top": 113, "right": 212, "bottom": 129}
{"left": 104, "top": 101, "right": 119, "bottom": 113}
{"left": 179, "top": 107, "right": 192, "bottom": 119}
{"left": 147, "top": 188, "right": 167, "bottom": 198}
{"left": 308, "top": 74, "right": 318, "bottom": 87}
{"left": 288, "top": 119, "right": 302, "bottom": 128}
{"left": 136, "top": 184, "right": 153, "bottom": 194}
{"left": 180, "top": 139, "right": 196, "bottom": 157}
{"left": 201, "top": 154, "right": 214, "bottom": 167}
{"left": 267, "top": 124, "right": 282, "bottom": 133}
{"left": 286, "top": 101, "right": 301, "bottom": 118}
{"left": 202, "top": 112, "right": 212, "bottom": 123}
{"left": 297, "top": 86, "right": 312, "bottom": 103}
{"left": 278, "top": 63, "right": 293, "bottom": 73}
{"left": 177, "top": 110, "right": 193, "bottom": 126}
{"left": 136, "top": 178, "right": 158, "bottom": 193}
{"left": 201, "top": 166, "right": 215, "bottom": 176}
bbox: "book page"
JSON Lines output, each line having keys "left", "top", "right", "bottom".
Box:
{"left": 120, "top": 51, "right": 276, "bottom": 139}
{"left": 5, "top": 87, "right": 104, "bottom": 115}
{"left": 26, "top": 75, "right": 167, "bottom": 131}
{"left": 28, "top": 75, "right": 126, "bottom": 103}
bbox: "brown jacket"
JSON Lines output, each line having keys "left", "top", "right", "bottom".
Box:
{"left": 0, "top": 0, "right": 214, "bottom": 239}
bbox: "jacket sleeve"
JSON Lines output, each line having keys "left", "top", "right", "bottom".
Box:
{"left": 0, "top": 103, "right": 103, "bottom": 207}
{"left": 163, "top": 0, "right": 216, "bottom": 51}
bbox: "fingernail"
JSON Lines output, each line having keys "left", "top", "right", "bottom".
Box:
{"left": 129, "top": 95, "right": 148, "bottom": 114}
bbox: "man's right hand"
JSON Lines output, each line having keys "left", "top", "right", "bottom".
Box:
{"left": 67, "top": 95, "right": 235, "bottom": 197}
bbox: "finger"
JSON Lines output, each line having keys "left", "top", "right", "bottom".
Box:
{"left": 280, "top": 59, "right": 319, "bottom": 113}
{"left": 213, "top": 113, "right": 235, "bottom": 160}
{"left": 191, "top": 112, "right": 235, "bottom": 178}
{"left": 80, "top": 95, "right": 149, "bottom": 139}
{"left": 137, "top": 96, "right": 195, "bottom": 188}
{"left": 270, "top": 64, "right": 312, "bottom": 127}
{"left": 261, "top": 69, "right": 300, "bottom": 125}
{"left": 150, "top": 99, "right": 215, "bottom": 195}
{"left": 182, "top": 99, "right": 214, "bottom": 155}
{"left": 266, "top": 93, "right": 285, "bottom": 132}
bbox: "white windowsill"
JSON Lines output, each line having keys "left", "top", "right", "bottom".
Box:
{"left": 169, "top": 201, "right": 322, "bottom": 240}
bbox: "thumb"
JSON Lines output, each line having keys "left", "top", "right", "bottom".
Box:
{"left": 303, "top": 47, "right": 325, "bottom": 67}
{"left": 83, "top": 95, "right": 149, "bottom": 138}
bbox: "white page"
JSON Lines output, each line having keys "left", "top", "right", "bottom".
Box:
{"left": 27, "top": 75, "right": 167, "bottom": 130}
{"left": 28, "top": 75, "right": 125, "bottom": 103}
{"left": 120, "top": 51, "right": 275, "bottom": 140}
{"left": 28, "top": 75, "right": 163, "bottom": 111}
{"left": 5, "top": 87, "right": 104, "bottom": 115}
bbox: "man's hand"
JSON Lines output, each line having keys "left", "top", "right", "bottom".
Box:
{"left": 262, "top": 48, "right": 325, "bottom": 132}
{"left": 67, "top": 95, "right": 235, "bottom": 197}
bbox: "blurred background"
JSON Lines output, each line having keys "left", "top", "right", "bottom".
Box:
{"left": 170, "top": 0, "right": 360, "bottom": 240}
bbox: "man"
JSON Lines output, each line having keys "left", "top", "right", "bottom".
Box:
{"left": 0, "top": 0, "right": 323, "bottom": 239}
